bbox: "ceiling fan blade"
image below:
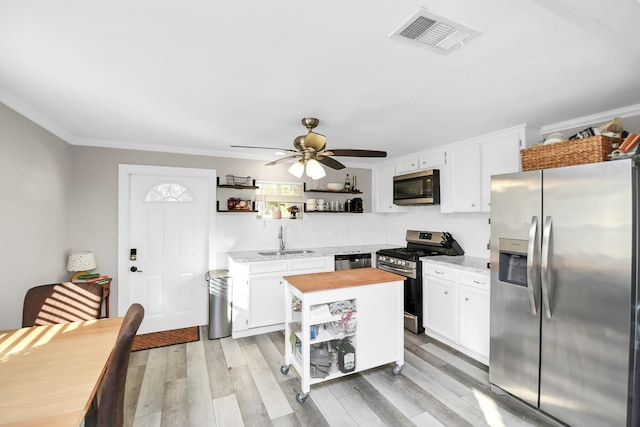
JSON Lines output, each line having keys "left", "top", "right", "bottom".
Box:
{"left": 317, "top": 156, "right": 345, "bottom": 170}
{"left": 264, "top": 155, "right": 301, "bottom": 166}
{"left": 231, "top": 145, "right": 297, "bottom": 154}
{"left": 326, "top": 149, "right": 387, "bottom": 157}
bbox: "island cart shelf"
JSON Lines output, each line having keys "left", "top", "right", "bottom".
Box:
{"left": 281, "top": 268, "right": 405, "bottom": 403}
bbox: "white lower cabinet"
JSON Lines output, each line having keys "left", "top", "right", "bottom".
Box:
{"left": 458, "top": 286, "right": 490, "bottom": 359}
{"left": 425, "top": 278, "right": 458, "bottom": 341}
{"left": 248, "top": 275, "right": 286, "bottom": 327}
{"left": 229, "top": 256, "right": 333, "bottom": 338}
{"left": 423, "top": 261, "right": 490, "bottom": 364}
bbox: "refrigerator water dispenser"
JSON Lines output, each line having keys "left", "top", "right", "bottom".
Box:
{"left": 498, "top": 238, "right": 528, "bottom": 287}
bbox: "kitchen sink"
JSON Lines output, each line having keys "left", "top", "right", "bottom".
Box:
{"left": 258, "top": 250, "right": 314, "bottom": 256}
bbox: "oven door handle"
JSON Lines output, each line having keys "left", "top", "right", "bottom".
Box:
{"left": 377, "top": 263, "right": 414, "bottom": 278}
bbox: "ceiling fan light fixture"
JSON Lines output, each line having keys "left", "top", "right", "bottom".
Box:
{"left": 233, "top": 117, "right": 386, "bottom": 173}
{"left": 288, "top": 160, "right": 305, "bottom": 179}
{"left": 305, "top": 159, "right": 326, "bottom": 179}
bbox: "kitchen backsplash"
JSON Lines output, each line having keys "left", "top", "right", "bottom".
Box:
{"left": 214, "top": 207, "right": 489, "bottom": 267}
{"left": 385, "top": 206, "right": 490, "bottom": 259}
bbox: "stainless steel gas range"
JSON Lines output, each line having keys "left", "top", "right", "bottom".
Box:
{"left": 376, "top": 230, "right": 464, "bottom": 333}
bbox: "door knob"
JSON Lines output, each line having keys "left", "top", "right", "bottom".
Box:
{"left": 130, "top": 266, "right": 143, "bottom": 272}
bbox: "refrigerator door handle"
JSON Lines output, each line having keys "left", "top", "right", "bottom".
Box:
{"left": 526, "top": 216, "right": 539, "bottom": 315}
{"left": 541, "top": 216, "right": 553, "bottom": 319}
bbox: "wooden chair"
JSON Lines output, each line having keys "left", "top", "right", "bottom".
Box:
{"left": 85, "top": 303, "right": 145, "bottom": 427}
{"left": 22, "top": 282, "right": 104, "bottom": 327}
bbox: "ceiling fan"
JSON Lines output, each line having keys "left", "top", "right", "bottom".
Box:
{"left": 231, "top": 118, "right": 387, "bottom": 178}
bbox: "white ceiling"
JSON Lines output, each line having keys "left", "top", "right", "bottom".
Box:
{"left": 1, "top": 0, "right": 640, "bottom": 167}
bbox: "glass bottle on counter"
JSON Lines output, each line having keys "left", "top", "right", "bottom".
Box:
{"left": 344, "top": 174, "right": 351, "bottom": 192}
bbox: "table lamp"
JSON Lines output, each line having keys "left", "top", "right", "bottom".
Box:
{"left": 67, "top": 251, "right": 97, "bottom": 281}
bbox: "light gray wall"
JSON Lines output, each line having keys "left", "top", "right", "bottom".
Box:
{"left": 70, "top": 147, "right": 375, "bottom": 316}
{"left": 0, "top": 104, "right": 73, "bottom": 329}
{"left": 0, "top": 102, "right": 495, "bottom": 328}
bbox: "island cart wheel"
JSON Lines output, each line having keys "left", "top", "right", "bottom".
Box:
{"left": 296, "top": 392, "right": 308, "bottom": 404}
{"left": 280, "top": 365, "right": 290, "bottom": 375}
{"left": 391, "top": 364, "right": 403, "bottom": 375}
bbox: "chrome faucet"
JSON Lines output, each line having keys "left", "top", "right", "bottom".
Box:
{"left": 278, "top": 225, "right": 285, "bottom": 252}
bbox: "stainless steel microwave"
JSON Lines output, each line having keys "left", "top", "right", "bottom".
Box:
{"left": 393, "top": 169, "right": 440, "bottom": 205}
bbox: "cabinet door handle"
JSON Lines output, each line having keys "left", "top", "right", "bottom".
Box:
{"left": 473, "top": 280, "right": 484, "bottom": 285}
{"left": 435, "top": 270, "right": 444, "bottom": 275}
{"left": 465, "top": 297, "right": 470, "bottom": 301}
{"left": 444, "top": 291, "right": 449, "bottom": 295}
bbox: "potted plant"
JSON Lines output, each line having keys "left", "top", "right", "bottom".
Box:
{"left": 287, "top": 205, "right": 300, "bottom": 219}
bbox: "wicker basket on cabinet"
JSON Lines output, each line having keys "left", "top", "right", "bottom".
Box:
{"left": 520, "top": 135, "right": 622, "bottom": 171}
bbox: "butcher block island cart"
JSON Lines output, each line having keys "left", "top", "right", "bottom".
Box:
{"left": 281, "top": 268, "right": 405, "bottom": 403}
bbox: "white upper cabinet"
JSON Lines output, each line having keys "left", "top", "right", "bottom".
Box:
{"left": 372, "top": 124, "right": 539, "bottom": 214}
{"left": 441, "top": 125, "right": 539, "bottom": 213}
{"left": 372, "top": 163, "right": 398, "bottom": 213}
{"left": 419, "top": 151, "right": 446, "bottom": 170}
{"left": 480, "top": 132, "right": 523, "bottom": 211}
{"left": 445, "top": 143, "right": 482, "bottom": 212}
{"left": 395, "top": 158, "right": 419, "bottom": 174}
{"left": 395, "top": 151, "right": 446, "bottom": 175}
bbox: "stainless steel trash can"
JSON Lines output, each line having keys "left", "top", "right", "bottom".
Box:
{"left": 205, "top": 269, "right": 232, "bottom": 339}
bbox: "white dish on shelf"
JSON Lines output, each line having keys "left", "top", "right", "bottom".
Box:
{"left": 327, "top": 183, "right": 344, "bottom": 191}
{"left": 544, "top": 132, "right": 566, "bottom": 145}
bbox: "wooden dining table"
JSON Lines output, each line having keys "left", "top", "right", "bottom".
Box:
{"left": 0, "top": 317, "right": 124, "bottom": 427}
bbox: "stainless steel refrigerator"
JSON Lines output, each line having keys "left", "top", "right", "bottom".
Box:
{"left": 489, "top": 157, "right": 640, "bottom": 426}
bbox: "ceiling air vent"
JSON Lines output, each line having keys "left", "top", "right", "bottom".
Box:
{"left": 390, "top": 9, "right": 479, "bottom": 54}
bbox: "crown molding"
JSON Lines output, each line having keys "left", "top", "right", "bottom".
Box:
{"left": 541, "top": 104, "right": 640, "bottom": 134}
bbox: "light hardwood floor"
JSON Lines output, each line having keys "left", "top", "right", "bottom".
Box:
{"left": 124, "top": 327, "right": 559, "bottom": 427}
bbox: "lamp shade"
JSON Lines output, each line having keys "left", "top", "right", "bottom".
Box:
{"left": 305, "top": 159, "right": 326, "bottom": 179}
{"left": 67, "top": 251, "right": 97, "bottom": 272}
{"left": 288, "top": 160, "right": 305, "bottom": 179}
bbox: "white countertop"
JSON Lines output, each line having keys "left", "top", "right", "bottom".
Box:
{"left": 420, "top": 255, "right": 490, "bottom": 274}
{"left": 228, "top": 244, "right": 397, "bottom": 263}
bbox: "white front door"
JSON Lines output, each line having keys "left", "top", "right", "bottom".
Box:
{"left": 118, "top": 165, "right": 216, "bottom": 334}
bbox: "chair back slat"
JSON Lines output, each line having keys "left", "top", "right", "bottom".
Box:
{"left": 22, "top": 282, "right": 104, "bottom": 327}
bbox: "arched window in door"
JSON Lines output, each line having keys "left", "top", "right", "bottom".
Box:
{"left": 145, "top": 182, "right": 194, "bottom": 202}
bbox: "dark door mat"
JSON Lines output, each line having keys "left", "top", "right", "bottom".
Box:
{"left": 132, "top": 326, "right": 200, "bottom": 352}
